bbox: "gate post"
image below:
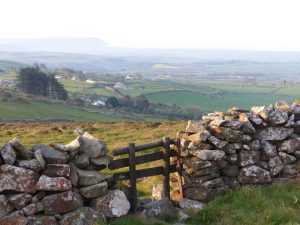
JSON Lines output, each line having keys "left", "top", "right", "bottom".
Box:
{"left": 128, "top": 142, "right": 137, "bottom": 212}
{"left": 162, "top": 137, "right": 171, "bottom": 199}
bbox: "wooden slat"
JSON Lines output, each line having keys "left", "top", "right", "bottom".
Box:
{"left": 128, "top": 143, "right": 137, "bottom": 212}
{"left": 113, "top": 139, "right": 175, "bottom": 156}
{"left": 163, "top": 137, "right": 171, "bottom": 199}
{"left": 113, "top": 164, "right": 177, "bottom": 181}
{"left": 109, "top": 149, "right": 177, "bottom": 170}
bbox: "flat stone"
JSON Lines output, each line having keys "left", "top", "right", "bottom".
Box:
{"left": 268, "top": 156, "right": 283, "bottom": 176}
{"left": 0, "top": 195, "right": 13, "bottom": 218}
{"left": 69, "top": 163, "right": 78, "bottom": 187}
{"left": 278, "top": 152, "right": 296, "bottom": 165}
{"left": 189, "top": 149, "right": 225, "bottom": 161}
{"left": 187, "top": 130, "right": 211, "bottom": 142}
{"left": 222, "top": 143, "right": 241, "bottom": 154}
{"left": 179, "top": 198, "right": 206, "bottom": 215}
{"left": 32, "top": 144, "right": 69, "bottom": 164}
{"left": 0, "top": 211, "right": 29, "bottom": 225}
{"left": 79, "top": 132, "right": 108, "bottom": 158}
{"left": 33, "top": 150, "right": 46, "bottom": 170}
{"left": 0, "top": 144, "right": 16, "bottom": 165}
{"left": 36, "top": 175, "right": 72, "bottom": 191}
{"left": 260, "top": 140, "right": 277, "bottom": 159}
{"left": 192, "top": 172, "right": 220, "bottom": 184}
{"left": 256, "top": 127, "right": 294, "bottom": 141}
{"left": 268, "top": 110, "right": 288, "bottom": 126}
{"left": 79, "top": 181, "right": 108, "bottom": 199}
{"left": 22, "top": 202, "right": 44, "bottom": 216}
{"left": 239, "top": 165, "right": 271, "bottom": 184}
{"left": 74, "top": 153, "right": 90, "bottom": 169}
{"left": 221, "top": 165, "right": 239, "bottom": 177}
{"left": 189, "top": 165, "right": 219, "bottom": 177}
{"left": 42, "top": 191, "right": 83, "bottom": 215}
{"left": 18, "top": 159, "right": 42, "bottom": 172}
{"left": 200, "top": 177, "right": 225, "bottom": 189}
{"left": 184, "top": 186, "right": 227, "bottom": 202}
{"left": 9, "top": 138, "right": 31, "bottom": 160}
{"left": 248, "top": 140, "right": 261, "bottom": 151}
{"left": 91, "top": 190, "right": 130, "bottom": 218}
{"left": 221, "top": 128, "right": 243, "bottom": 143}
{"left": 142, "top": 198, "right": 175, "bottom": 220}
{"left": 278, "top": 138, "right": 300, "bottom": 153}
{"left": 76, "top": 168, "right": 106, "bottom": 186}
{"left": 238, "top": 150, "right": 259, "bottom": 167}
{"left": 43, "top": 164, "right": 70, "bottom": 177}
{"left": 60, "top": 207, "right": 106, "bottom": 225}
{"left": 7, "top": 193, "right": 32, "bottom": 210}
{"left": 182, "top": 157, "right": 213, "bottom": 170}
{"left": 185, "top": 120, "right": 207, "bottom": 133}
{"left": 251, "top": 106, "right": 272, "bottom": 121}
{"left": 207, "top": 136, "right": 228, "bottom": 149}
{"left": 31, "top": 215, "right": 58, "bottom": 225}
{"left": 0, "top": 165, "right": 39, "bottom": 193}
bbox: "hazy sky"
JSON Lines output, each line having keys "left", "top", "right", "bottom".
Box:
{"left": 1, "top": 0, "right": 300, "bottom": 51}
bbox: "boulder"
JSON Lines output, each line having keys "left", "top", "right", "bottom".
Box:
{"left": 91, "top": 190, "right": 130, "bottom": 218}
{"left": 189, "top": 149, "right": 225, "bottom": 161}
{"left": 7, "top": 193, "right": 32, "bottom": 210}
{"left": 239, "top": 165, "right": 271, "bottom": 184}
{"left": 0, "top": 165, "right": 39, "bottom": 193}
{"left": 0, "top": 195, "right": 13, "bottom": 218}
{"left": 238, "top": 150, "right": 259, "bottom": 167}
{"left": 278, "top": 138, "right": 300, "bottom": 153}
{"left": 79, "top": 181, "right": 108, "bottom": 199}
{"left": 256, "top": 127, "right": 293, "bottom": 141}
{"left": 32, "top": 144, "right": 69, "bottom": 164}
{"left": 42, "top": 191, "right": 83, "bottom": 215}
{"left": 0, "top": 211, "right": 29, "bottom": 225}
{"left": 76, "top": 168, "right": 106, "bottom": 186}
{"left": 43, "top": 164, "right": 70, "bottom": 177}
{"left": 59, "top": 207, "right": 106, "bottom": 225}
{"left": 36, "top": 175, "right": 72, "bottom": 191}
{"left": 0, "top": 144, "right": 16, "bottom": 165}
{"left": 178, "top": 198, "right": 206, "bottom": 215}
{"left": 17, "top": 159, "right": 42, "bottom": 172}
{"left": 22, "top": 202, "right": 44, "bottom": 216}
{"left": 79, "top": 132, "right": 108, "bottom": 158}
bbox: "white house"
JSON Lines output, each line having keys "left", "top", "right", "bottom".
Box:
{"left": 86, "top": 79, "right": 96, "bottom": 84}
{"left": 114, "top": 82, "right": 131, "bottom": 89}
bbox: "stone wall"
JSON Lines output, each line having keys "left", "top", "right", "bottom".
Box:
{"left": 180, "top": 101, "right": 300, "bottom": 202}
{"left": 0, "top": 132, "right": 130, "bottom": 225}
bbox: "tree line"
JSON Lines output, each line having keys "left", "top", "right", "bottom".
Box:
{"left": 17, "top": 67, "right": 68, "bottom": 100}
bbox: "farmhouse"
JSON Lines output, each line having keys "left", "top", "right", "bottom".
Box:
{"left": 114, "top": 82, "right": 131, "bottom": 89}
{"left": 86, "top": 79, "right": 96, "bottom": 84}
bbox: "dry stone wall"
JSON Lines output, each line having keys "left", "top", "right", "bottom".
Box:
{"left": 0, "top": 132, "right": 130, "bottom": 225}
{"left": 180, "top": 101, "right": 300, "bottom": 202}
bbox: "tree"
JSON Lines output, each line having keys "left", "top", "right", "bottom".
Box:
{"left": 105, "top": 96, "right": 119, "bottom": 108}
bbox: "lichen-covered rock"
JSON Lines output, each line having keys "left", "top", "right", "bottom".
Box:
{"left": 60, "top": 207, "right": 106, "bottom": 225}
{"left": 17, "top": 159, "right": 43, "bottom": 172}
{"left": 207, "top": 136, "right": 228, "bottom": 149}
{"left": 278, "top": 138, "right": 300, "bottom": 153}
{"left": 0, "top": 195, "right": 13, "bottom": 218}
{"left": 32, "top": 144, "right": 69, "bottom": 164}
{"left": 256, "top": 127, "right": 294, "bottom": 141}
{"left": 221, "top": 165, "right": 239, "bottom": 177}
{"left": 251, "top": 106, "right": 272, "bottom": 121}
{"left": 268, "top": 156, "right": 283, "bottom": 176}
{"left": 184, "top": 186, "right": 227, "bottom": 201}
{"left": 238, "top": 150, "right": 259, "bottom": 167}
{"left": 222, "top": 143, "right": 241, "bottom": 154}
{"left": 182, "top": 157, "right": 213, "bottom": 170}
{"left": 9, "top": 138, "right": 31, "bottom": 160}
{"left": 239, "top": 165, "right": 271, "bottom": 184}
{"left": 79, "top": 181, "right": 108, "bottom": 199}
{"left": 142, "top": 198, "right": 175, "bottom": 220}
{"left": 36, "top": 175, "right": 72, "bottom": 191}
{"left": 278, "top": 152, "right": 296, "bottom": 165}
{"left": 31, "top": 215, "right": 58, "bottom": 225}
{"left": 248, "top": 140, "right": 261, "bottom": 151}
{"left": 185, "top": 120, "right": 207, "bottom": 133}
{"left": 0, "top": 143, "right": 16, "bottom": 165}
{"left": 178, "top": 198, "right": 206, "bottom": 215}
{"left": 7, "top": 193, "right": 32, "bottom": 210}
{"left": 69, "top": 163, "right": 78, "bottom": 187}
{"left": 221, "top": 128, "right": 243, "bottom": 143}
{"left": 74, "top": 153, "right": 90, "bottom": 169}
{"left": 43, "top": 164, "right": 70, "bottom": 177}
{"left": 91, "top": 190, "right": 130, "bottom": 218}
{"left": 34, "top": 150, "right": 46, "bottom": 170}
{"left": 260, "top": 140, "right": 277, "bottom": 159}
{"left": 42, "top": 191, "right": 83, "bottom": 215}
{"left": 79, "top": 132, "right": 108, "bottom": 159}
{"left": 0, "top": 165, "right": 39, "bottom": 193}
{"left": 0, "top": 211, "right": 29, "bottom": 225}
{"left": 189, "top": 149, "right": 225, "bottom": 161}
{"left": 22, "top": 202, "right": 44, "bottom": 216}
{"left": 268, "top": 110, "right": 288, "bottom": 126}
{"left": 76, "top": 168, "right": 106, "bottom": 186}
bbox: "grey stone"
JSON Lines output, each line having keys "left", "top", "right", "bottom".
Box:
{"left": 260, "top": 140, "right": 277, "bottom": 159}
{"left": 251, "top": 106, "right": 272, "bottom": 121}
{"left": 42, "top": 191, "right": 83, "bottom": 215}
{"left": 9, "top": 138, "right": 31, "bottom": 160}
{"left": 76, "top": 168, "right": 106, "bottom": 186}
{"left": 91, "top": 190, "right": 130, "bottom": 218}
{"left": 256, "top": 127, "right": 294, "bottom": 141}
{"left": 0, "top": 195, "right": 13, "bottom": 218}
{"left": 31, "top": 215, "right": 58, "bottom": 225}
{"left": 0, "top": 143, "right": 16, "bottom": 165}
{"left": 278, "top": 138, "right": 300, "bottom": 153}
{"left": 0, "top": 165, "right": 39, "bottom": 193}
{"left": 34, "top": 150, "right": 46, "bottom": 170}
{"left": 223, "top": 120, "right": 243, "bottom": 129}
{"left": 142, "top": 198, "right": 175, "bottom": 220}
{"left": 59, "top": 207, "right": 106, "bottom": 225}
{"left": 79, "top": 132, "right": 108, "bottom": 158}
{"left": 221, "top": 165, "right": 239, "bottom": 177}
{"left": 239, "top": 165, "right": 271, "bottom": 184}
{"left": 189, "top": 149, "right": 225, "bottom": 161}
{"left": 249, "top": 115, "right": 263, "bottom": 126}
{"left": 36, "top": 175, "right": 72, "bottom": 191}
{"left": 200, "top": 177, "right": 225, "bottom": 189}
{"left": 187, "top": 130, "right": 211, "bottom": 142}
{"left": 22, "top": 202, "right": 44, "bottom": 216}
{"left": 222, "top": 143, "right": 241, "bottom": 154}
{"left": 207, "top": 136, "right": 228, "bottom": 149}
{"left": 226, "top": 153, "right": 238, "bottom": 164}
{"left": 32, "top": 144, "right": 69, "bottom": 164}
{"left": 182, "top": 157, "right": 213, "bottom": 170}
{"left": 268, "top": 110, "right": 288, "bottom": 126}
{"left": 268, "top": 156, "right": 283, "bottom": 176}
{"left": 238, "top": 150, "right": 259, "bottom": 167}
{"left": 18, "top": 159, "right": 42, "bottom": 172}
{"left": 7, "top": 193, "right": 32, "bottom": 210}
{"left": 69, "top": 163, "right": 78, "bottom": 187}
{"left": 79, "top": 181, "right": 108, "bottom": 199}
{"left": 278, "top": 152, "right": 296, "bottom": 165}
{"left": 281, "top": 165, "right": 298, "bottom": 177}
{"left": 248, "top": 140, "right": 261, "bottom": 151}
{"left": 74, "top": 153, "right": 90, "bottom": 169}
{"left": 179, "top": 198, "right": 206, "bottom": 214}
{"left": 189, "top": 165, "right": 219, "bottom": 177}
{"left": 0, "top": 211, "right": 29, "bottom": 225}
{"left": 43, "top": 164, "right": 70, "bottom": 177}
{"left": 229, "top": 177, "right": 240, "bottom": 189}
{"left": 221, "top": 128, "right": 243, "bottom": 143}
{"left": 185, "top": 120, "right": 207, "bottom": 133}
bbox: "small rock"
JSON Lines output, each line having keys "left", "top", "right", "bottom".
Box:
{"left": 239, "top": 165, "right": 271, "bottom": 184}
{"left": 187, "top": 130, "right": 211, "bottom": 142}
{"left": 31, "top": 215, "right": 58, "bottom": 225}
{"left": 248, "top": 140, "right": 261, "bottom": 151}
{"left": 142, "top": 198, "right": 175, "bottom": 220}
{"left": 43, "top": 164, "right": 70, "bottom": 177}
{"left": 189, "top": 149, "right": 225, "bottom": 161}
{"left": 0, "top": 211, "right": 29, "bottom": 225}
{"left": 79, "top": 181, "right": 108, "bottom": 199}
{"left": 34, "top": 150, "right": 46, "bottom": 170}
{"left": 222, "top": 143, "right": 241, "bottom": 154}
{"left": 238, "top": 150, "right": 259, "bottom": 167}
{"left": 256, "top": 127, "right": 294, "bottom": 141}
{"left": 177, "top": 208, "right": 190, "bottom": 223}
{"left": 185, "top": 120, "right": 207, "bottom": 133}
{"left": 268, "top": 110, "right": 288, "bottom": 126}
{"left": 90, "top": 155, "right": 112, "bottom": 169}
{"left": 0, "top": 144, "right": 16, "bottom": 165}
{"left": 251, "top": 106, "right": 272, "bottom": 121}
{"left": 207, "top": 136, "right": 228, "bottom": 149}
{"left": 18, "top": 159, "right": 43, "bottom": 172}
{"left": 221, "top": 128, "right": 243, "bottom": 143}
{"left": 249, "top": 114, "right": 263, "bottom": 126}
{"left": 200, "top": 177, "right": 225, "bottom": 189}
{"left": 268, "top": 156, "right": 283, "bottom": 176}
{"left": 79, "top": 132, "right": 108, "bottom": 158}
{"left": 32, "top": 144, "right": 69, "bottom": 164}
{"left": 36, "top": 175, "right": 72, "bottom": 191}
{"left": 91, "top": 190, "right": 130, "bottom": 218}
{"left": 42, "top": 191, "right": 83, "bottom": 215}
{"left": 0, "top": 195, "right": 13, "bottom": 218}
{"left": 69, "top": 163, "right": 78, "bottom": 187}
{"left": 179, "top": 198, "right": 206, "bottom": 215}
{"left": 7, "top": 193, "right": 32, "bottom": 210}
{"left": 74, "top": 153, "right": 90, "bottom": 169}
{"left": 59, "top": 207, "right": 106, "bottom": 225}
{"left": 76, "top": 168, "right": 106, "bottom": 186}
{"left": 65, "top": 137, "right": 81, "bottom": 152}
{"left": 278, "top": 138, "right": 300, "bottom": 153}
{"left": 260, "top": 140, "right": 277, "bottom": 159}
{"left": 22, "top": 202, "right": 44, "bottom": 216}
{"left": 9, "top": 138, "right": 31, "bottom": 160}
{"left": 278, "top": 152, "right": 296, "bottom": 165}
{"left": 182, "top": 157, "right": 213, "bottom": 170}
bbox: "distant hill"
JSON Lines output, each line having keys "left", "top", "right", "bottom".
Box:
{"left": 0, "top": 60, "right": 27, "bottom": 70}
{"left": 0, "top": 38, "right": 107, "bottom": 54}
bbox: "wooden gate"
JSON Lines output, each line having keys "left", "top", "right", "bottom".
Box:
{"left": 109, "top": 136, "right": 183, "bottom": 212}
